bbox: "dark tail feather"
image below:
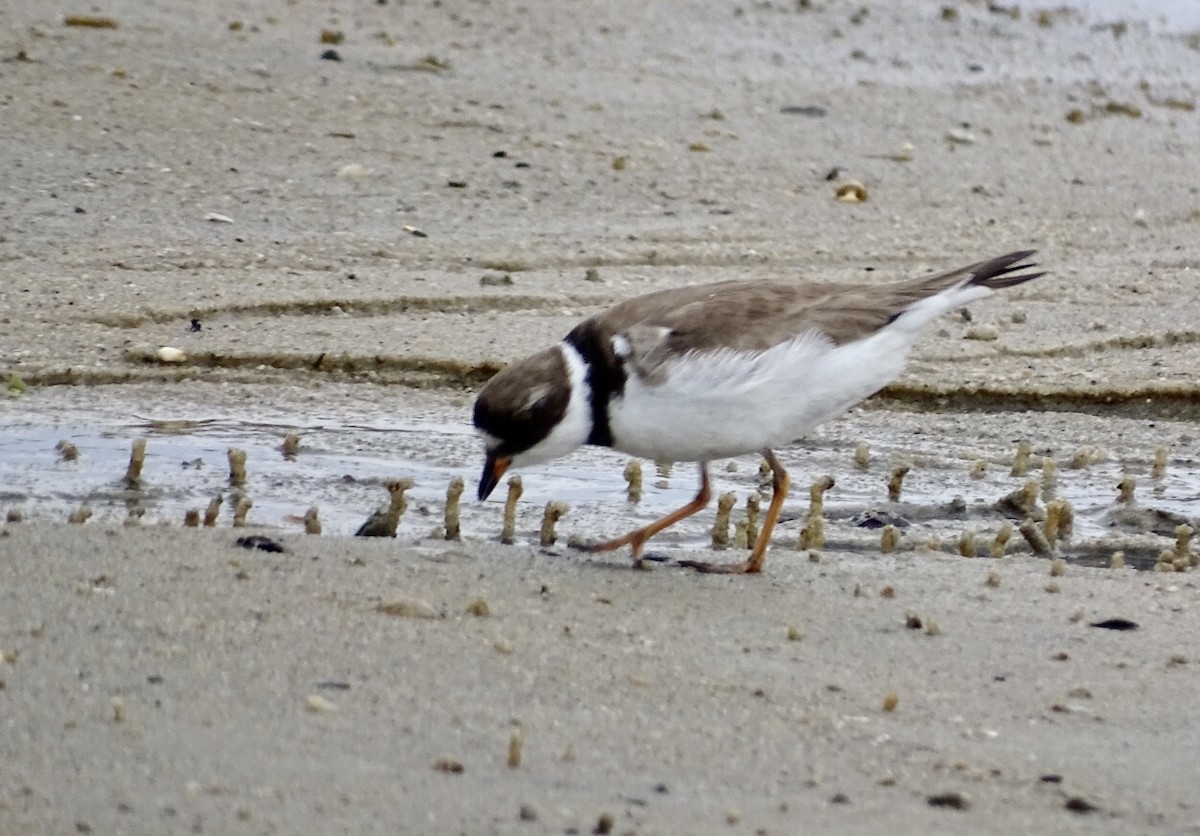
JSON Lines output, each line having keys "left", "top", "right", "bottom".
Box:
{"left": 968, "top": 250, "right": 1045, "bottom": 290}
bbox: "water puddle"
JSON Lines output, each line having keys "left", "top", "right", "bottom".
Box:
{"left": 1069, "top": 0, "right": 1200, "bottom": 32}
{"left": 3, "top": 405, "right": 1197, "bottom": 572}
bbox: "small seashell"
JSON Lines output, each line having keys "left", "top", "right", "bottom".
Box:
{"left": 835, "top": 181, "right": 868, "bottom": 203}
{"left": 305, "top": 694, "right": 338, "bottom": 714}
{"left": 156, "top": 346, "right": 187, "bottom": 364}
{"left": 964, "top": 324, "right": 999, "bottom": 341}
{"left": 203, "top": 212, "right": 234, "bottom": 224}
{"left": 337, "top": 163, "right": 369, "bottom": 183}
{"left": 376, "top": 597, "right": 440, "bottom": 619}
{"left": 946, "top": 128, "right": 976, "bottom": 144}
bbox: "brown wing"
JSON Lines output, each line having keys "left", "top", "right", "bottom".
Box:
{"left": 578, "top": 250, "right": 1042, "bottom": 354}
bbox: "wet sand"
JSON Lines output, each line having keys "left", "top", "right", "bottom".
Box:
{"left": 3, "top": 0, "right": 1200, "bottom": 833}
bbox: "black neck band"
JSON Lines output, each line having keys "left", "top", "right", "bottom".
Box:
{"left": 563, "top": 326, "right": 625, "bottom": 449}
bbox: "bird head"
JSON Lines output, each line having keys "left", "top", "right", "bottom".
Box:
{"left": 472, "top": 345, "right": 590, "bottom": 500}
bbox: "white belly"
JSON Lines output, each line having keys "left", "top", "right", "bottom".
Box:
{"left": 607, "top": 330, "right": 909, "bottom": 461}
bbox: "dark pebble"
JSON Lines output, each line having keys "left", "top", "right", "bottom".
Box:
{"left": 1064, "top": 796, "right": 1099, "bottom": 814}
{"left": 927, "top": 791, "right": 970, "bottom": 810}
{"left": 853, "top": 509, "right": 910, "bottom": 529}
{"left": 1089, "top": 618, "right": 1138, "bottom": 631}
{"left": 320, "top": 49, "right": 341, "bottom": 61}
{"left": 780, "top": 105, "right": 827, "bottom": 117}
{"left": 235, "top": 535, "right": 286, "bottom": 553}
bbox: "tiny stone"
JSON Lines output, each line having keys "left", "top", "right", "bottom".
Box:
{"left": 964, "top": 324, "right": 999, "bottom": 341}
{"left": 433, "top": 756, "right": 464, "bottom": 774}
{"left": 305, "top": 694, "right": 337, "bottom": 714}
{"left": 927, "top": 790, "right": 971, "bottom": 810}
{"left": 376, "top": 597, "right": 440, "bottom": 619}
{"left": 1064, "top": 796, "right": 1099, "bottom": 814}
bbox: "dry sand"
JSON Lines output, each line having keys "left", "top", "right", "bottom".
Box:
{"left": 3, "top": 0, "right": 1200, "bottom": 833}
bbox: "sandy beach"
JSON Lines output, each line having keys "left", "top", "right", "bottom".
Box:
{"left": 3, "top": 0, "right": 1200, "bottom": 833}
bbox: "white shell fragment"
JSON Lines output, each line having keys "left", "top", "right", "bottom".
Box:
{"left": 156, "top": 346, "right": 187, "bottom": 364}
{"left": 835, "top": 181, "right": 868, "bottom": 203}
{"left": 964, "top": 324, "right": 999, "bottom": 341}
{"left": 305, "top": 694, "right": 338, "bottom": 714}
{"left": 203, "top": 212, "right": 235, "bottom": 224}
{"left": 337, "top": 162, "right": 369, "bottom": 183}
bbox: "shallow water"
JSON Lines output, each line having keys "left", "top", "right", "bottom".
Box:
{"left": 1072, "top": 0, "right": 1200, "bottom": 31}
{"left": 3, "top": 406, "right": 1196, "bottom": 571}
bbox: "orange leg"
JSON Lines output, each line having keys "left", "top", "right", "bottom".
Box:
{"left": 575, "top": 463, "right": 712, "bottom": 568}
{"left": 680, "top": 449, "right": 790, "bottom": 574}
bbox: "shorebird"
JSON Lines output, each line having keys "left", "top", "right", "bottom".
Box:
{"left": 473, "top": 250, "right": 1044, "bottom": 573}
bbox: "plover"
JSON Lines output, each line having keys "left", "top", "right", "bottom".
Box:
{"left": 473, "top": 250, "right": 1044, "bottom": 573}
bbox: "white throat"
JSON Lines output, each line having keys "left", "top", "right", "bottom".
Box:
{"left": 511, "top": 341, "right": 593, "bottom": 467}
